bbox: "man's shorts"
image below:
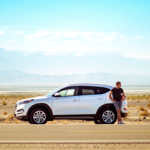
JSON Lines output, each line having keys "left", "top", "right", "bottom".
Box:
{"left": 114, "top": 101, "right": 122, "bottom": 110}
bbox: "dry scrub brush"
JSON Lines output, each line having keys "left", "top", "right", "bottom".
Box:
{"left": 5, "top": 120, "right": 10, "bottom": 124}
{"left": 3, "top": 112, "right": 7, "bottom": 115}
{"left": 15, "top": 120, "right": 20, "bottom": 124}
{"left": 61, "top": 120, "right": 68, "bottom": 124}
{"left": 147, "top": 103, "right": 150, "bottom": 109}
{"left": 127, "top": 105, "right": 137, "bottom": 107}
{"left": 0, "top": 94, "right": 40, "bottom": 100}
{"left": 7, "top": 115, "right": 15, "bottom": 120}
{"left": 4, "top": 115, "right": 16, "bottom": 123}
{"left": 2, "top": 101, "right": 7, "bottom": 105}
{"left": 128, "top": 95, "right": 150, "bottom": 100}
{"left": 137, "top": 106, "right": 146, "bottom": 111}
{"left": 139, "top": 109, "right": 150, "bottom": 116}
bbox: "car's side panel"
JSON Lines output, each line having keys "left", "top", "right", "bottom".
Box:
{"left": 79, "top": 94, "right": 106, "bottom": 114}
{"left": 52, "top": 96, "right": 80, "bottom": 115}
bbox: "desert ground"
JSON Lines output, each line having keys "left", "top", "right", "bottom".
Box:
{"left": 0, "top": 93, "right": 150, "bottom": 124}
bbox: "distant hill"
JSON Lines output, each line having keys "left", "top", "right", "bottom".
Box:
{"left": 0, "top": 69, "right": 150, "bottom": 84}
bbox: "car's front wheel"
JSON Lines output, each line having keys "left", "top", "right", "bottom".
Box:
{"left": 30, "top": 107, "right": 48, "bottom": 124}
{"left": 99, "top": 108, "right": 117, "bottom": 124}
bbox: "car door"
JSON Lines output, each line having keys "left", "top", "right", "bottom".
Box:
{"left": 78, "top": 86, "right": 110, "bottom": 114}
{"left": 52, "top": 86, "right": 79, "bottom": 115}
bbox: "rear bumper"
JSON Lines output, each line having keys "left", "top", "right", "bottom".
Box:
{"left": 121, "top": 112, "right": 127, "bottom": 118}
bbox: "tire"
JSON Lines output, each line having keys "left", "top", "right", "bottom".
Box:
{"left": 94, "top": 120, "right": 101, "bottom": 124}
{"left": 99, "top": 107, "right": 117, "bottom": 124}
{"left": 30, "top": 107, "right": 48, "bottom": 124}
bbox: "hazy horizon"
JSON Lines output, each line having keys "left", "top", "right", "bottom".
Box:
{"left": 1, "top": 69, "right": 150, "bottom": 85}
{"left": 1, "top": 84, "right": 150, "bottom": 96}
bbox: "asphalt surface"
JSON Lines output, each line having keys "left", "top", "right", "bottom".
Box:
{"left": 0, "top": 125, "right": 150, "bottom": 143}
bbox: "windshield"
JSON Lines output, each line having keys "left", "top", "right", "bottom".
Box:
{"left": 45, "top": 87, "right": 63, "bottom": 97}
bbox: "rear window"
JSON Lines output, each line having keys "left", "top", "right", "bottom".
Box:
{"left": 78, "top": 86, "right": 110, "bottom": 95}
{"left": 96, "top": 87, "right": 110, "bottom": 94}
{"left": 82, "top": 89, "right": 95, "bottom": 95}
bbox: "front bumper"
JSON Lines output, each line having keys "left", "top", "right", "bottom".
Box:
{"left": 15, "top": 103, "right": 30, "bottom": 121}
{"left": 16, "top": 115, "right": 28, "bottom": 121}
{"left": 15, "top": 103, "right": 31, "bottom": 117}
{"left": 14, "top": 112, "right": 28, "bottom": 121}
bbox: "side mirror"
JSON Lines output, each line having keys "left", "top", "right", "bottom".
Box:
{"left": 54, "top": 93, "right": 60, "bottom": 97}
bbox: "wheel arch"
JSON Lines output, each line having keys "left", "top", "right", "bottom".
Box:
{"left": 95, "top": 103, "right": 116, "bottom": 119}
{"left": 27, "top": 103, "right": 53, "bottom": 120}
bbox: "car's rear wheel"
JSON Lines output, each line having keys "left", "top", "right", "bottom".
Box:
{"left": 99, "top": 108, "right": 117, "bottom": 124}
{"left": 30, "top": 107, "right": 48, "bottom": 124}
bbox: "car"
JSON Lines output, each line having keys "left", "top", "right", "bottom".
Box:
{"left": 14, "top": 83, "right": 128, "bottom": 124}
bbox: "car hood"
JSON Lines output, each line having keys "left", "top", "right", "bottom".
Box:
{"left": 16, "top": 96, "right": 47, "bottom": 104}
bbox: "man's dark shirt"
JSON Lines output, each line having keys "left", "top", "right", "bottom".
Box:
{"left": 111, "top": 87, "right": 124, "bottom": 102}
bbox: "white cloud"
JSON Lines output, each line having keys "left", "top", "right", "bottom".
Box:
{"left": 122, "top": 53, "right": 150, "bottom": 60}
{"left": 50, "top": 35, "right": 60, "bottom": 40}
{"left": 119, "top": 35, "right": 125, "bottom": 38}
{"left": 63, "top": 31, "right": 79, "bottom": 38}
{"left": 0, "top": 30, "right": 4, "bottom": 35}
{"left": 24, "top": 31, "right": 51, "bottom": 43}
{"left": 24, "top": 31, "right": 117, "bottom": 44}
{"left": 0, "top": 29, "right": 142, "bottom": 56}
{"left": 65, "top": 40, "right": 80, "bottom": 44}
{"left": 130, "top": 36, "right": 144, "bottom": 40}
{"left": 75, "top": 52, "right": 84, "bottom": 56}
{"left": 16, "top": 31, "right": 23, "bottom": 35}
{"left": 98, "top": 33, "right": 117, "bottom": 41}
{"left": 9, "top": 40, "right": 16, "bottom": 43}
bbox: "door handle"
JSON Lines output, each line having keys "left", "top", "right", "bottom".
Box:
{"left": 98, "top": 98, "right": 104, "bottom": 100}
{"left": 73, "top": 99, "right": 78, "bottom": 102}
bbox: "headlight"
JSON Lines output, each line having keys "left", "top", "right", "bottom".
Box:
{"left": 17, "top": 109, "right": 24, "bottom": 114}
{"left": 18, "top": 99, "right": 34, "bottom": 105}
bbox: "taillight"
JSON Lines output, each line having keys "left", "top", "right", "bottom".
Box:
{"left": 123, "top": 108, "right": 127, "bottom": 110}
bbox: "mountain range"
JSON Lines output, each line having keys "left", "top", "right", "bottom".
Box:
{"left": 0, "top": 69, "right": 150, "bottom": 85}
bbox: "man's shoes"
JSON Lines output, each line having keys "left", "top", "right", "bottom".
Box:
{"left": 118, "top": 121, "right": 125, "bottom": 124}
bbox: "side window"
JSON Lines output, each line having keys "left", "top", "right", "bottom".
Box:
{"left": 58, "top": 88, "right": 75, "bottom": 97}
{"left": 79, "top": 86, "right": 96, "bottom": 95}
{"left": 82, "top": 89, "right": 95, "bottom": 95}
{"left": 59, "top": 90, "right": 67, "bottom": 97}
{"left": 96, "top": 87, "right": 110, "bottom": 94}
{"left": 66, "top": 89, "right": 75, "bottom": 96}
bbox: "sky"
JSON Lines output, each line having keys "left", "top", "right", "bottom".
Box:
{"left": 0, "top": 0, "right": 150, "bottom": 75}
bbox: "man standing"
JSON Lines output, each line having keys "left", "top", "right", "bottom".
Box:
{"left": 109, "top": 81, "right": 125, "bottom": 124}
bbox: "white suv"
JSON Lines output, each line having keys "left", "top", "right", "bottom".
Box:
{"left": 15, "top": 83, "right": 128, "bottom": 124}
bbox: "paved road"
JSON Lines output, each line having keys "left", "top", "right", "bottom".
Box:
{"left": 0, "top": 125, "right": 150, "bottom": 143}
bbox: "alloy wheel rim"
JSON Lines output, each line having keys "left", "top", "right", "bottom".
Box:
{"left": 33, "top": 110, "right": 46, "bottom": 123}
{"left": 102, "top": 110, "right": 115, "bottom": 123}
